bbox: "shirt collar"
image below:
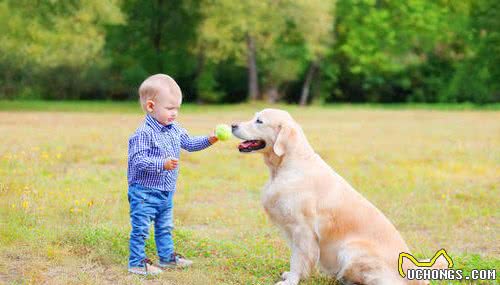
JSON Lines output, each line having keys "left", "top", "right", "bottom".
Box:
{"left": 145, "top": 114, "right": 173, "bottom": 132}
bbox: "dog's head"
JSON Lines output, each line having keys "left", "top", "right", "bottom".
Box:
{"left": 231, "top": 108, "right": 300, "bottom": 156}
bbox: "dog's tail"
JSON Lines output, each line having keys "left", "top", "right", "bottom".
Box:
{"left": 336, "top": 239, "right": 407, "bottom": 285}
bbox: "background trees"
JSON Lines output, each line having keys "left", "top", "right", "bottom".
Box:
{"left": 0, "top": 0, "right": 123, "bottom": 99}
{"left": 1, "top": 0, "right": 498, "bottom": 104}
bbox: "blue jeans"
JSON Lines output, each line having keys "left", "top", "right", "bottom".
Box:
{"left": 128, "top": 184, "right": 174, "bottom": 267}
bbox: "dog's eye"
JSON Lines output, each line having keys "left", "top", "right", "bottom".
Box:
{"left": 255, "top": 119, "right": 263, "bottom": 124}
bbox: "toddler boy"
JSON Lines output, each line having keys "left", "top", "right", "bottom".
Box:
{"left": 127, "top": 74, "right": 218, "bottom": 275}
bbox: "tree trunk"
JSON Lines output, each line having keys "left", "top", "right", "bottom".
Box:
{"left": 299, "top": 61, "right": 319, "bottom": 106}
{"left": 2, "top": 68, "right": 13, "bottom": 99}
{"left": 246, "top": 33, "right": 259, "bottom": 101}
{"left": 266, "top": 85, "right": 280, "bottom": 103}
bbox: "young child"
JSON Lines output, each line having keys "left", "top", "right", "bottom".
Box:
{"left": 127, "top": 74, "right": 218, "bottom": 275}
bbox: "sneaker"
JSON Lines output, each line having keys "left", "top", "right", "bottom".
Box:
{"left": 158, "top": 253, "right": 193, "bottom": 269}
{"left": 128, "top": 258, "right": 163, "bottom": 275}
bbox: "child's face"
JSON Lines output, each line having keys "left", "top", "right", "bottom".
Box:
{"left": 148, "top": 90, "right": 181, "bottom": 126}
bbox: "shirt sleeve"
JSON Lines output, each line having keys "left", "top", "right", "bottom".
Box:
{"left": 179, "top": 127, "right": 212, "bottom": 152}
{"left": 128, "top": 132, "right": 164, "bottom": 173}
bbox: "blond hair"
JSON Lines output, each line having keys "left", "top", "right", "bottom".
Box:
{"left": 138, "top": 74, "right": 182, "bottom": 112}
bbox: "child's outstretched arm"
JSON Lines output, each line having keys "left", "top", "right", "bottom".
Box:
{"left": 129, "top": 132, "right": 166, "bottom": 173}
{"left": 180, "top": 127, "right": 217, "bottom": 152}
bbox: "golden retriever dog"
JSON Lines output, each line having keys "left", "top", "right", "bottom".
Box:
{"left": 232, "top": 109, "right": 441, "bottom": 285}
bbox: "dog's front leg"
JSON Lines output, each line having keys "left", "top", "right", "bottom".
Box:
{"left": 276, "top": 227, "right": 319, "bottom": 285}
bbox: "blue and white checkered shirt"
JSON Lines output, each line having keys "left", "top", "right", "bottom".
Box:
{"left": 127, "top": 114, "right": 212, "bottom": 191}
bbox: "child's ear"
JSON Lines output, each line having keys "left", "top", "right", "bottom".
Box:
{"left": 146, "top": 100, "right": 155, "bottom": 113}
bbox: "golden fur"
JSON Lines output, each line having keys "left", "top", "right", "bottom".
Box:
{"left": 232, "top": 109, "right": 435, "bottom": 285}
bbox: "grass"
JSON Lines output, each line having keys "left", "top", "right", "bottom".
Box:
{"left": 0, "top": 100, "right": 499, "bottom": 114}
{"left": 0, "top": 101, "right": 498, "bottom": 284}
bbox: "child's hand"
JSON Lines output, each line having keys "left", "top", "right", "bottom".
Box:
{"left": 164, "top": 158, "right": 179, "bottom": 170}
{"left": 208, "top": 132, "right": 219, "bottom": 144}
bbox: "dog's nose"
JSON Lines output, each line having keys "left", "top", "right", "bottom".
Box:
{"left": 231, "top": 124, "right": 238, "bottom": 131}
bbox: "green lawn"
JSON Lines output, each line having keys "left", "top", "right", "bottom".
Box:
{"left": 0, "top": 100, "right": 499, "bottom": 113}
{"left": 0, "top": 102, "right": 498, "bottom": 284}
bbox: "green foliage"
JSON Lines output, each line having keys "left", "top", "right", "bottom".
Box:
{"left": 0, "top": 0, "right": 123, "bottom": 99}
{"left": 0, "top": 0, "right": 123, "bottom": 67}
{"left": 324, "top": 0, "right": 462, "bottom": 102}
{"left": 0, "top": 0, "right": 498, "bottom": 103}
{"left": 198, "top": 0, "right": 334, "bottom": 99}
{"left": 443, "top": 0, "right": 500, "bottom": 104}
{"left": 196, "top": 64, "right": 224, "bottom": 103}
{"left": 104, "top": 0, "right": 203, "bottom": 99}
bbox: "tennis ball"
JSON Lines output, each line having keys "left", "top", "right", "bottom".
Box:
{"left": 215, "top": 124, "right": 232, "bottom": 141}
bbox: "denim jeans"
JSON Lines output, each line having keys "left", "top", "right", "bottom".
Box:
{"left": 128, "top": 183, "right": 174, "bottom": 267}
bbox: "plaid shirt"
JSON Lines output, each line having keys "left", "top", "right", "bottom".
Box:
{"left": 127, "top": 114, "right": 212, "bottom": 191}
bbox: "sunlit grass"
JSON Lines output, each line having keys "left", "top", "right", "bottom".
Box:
{"left": 0, "top": 100, "right": 499, "bottom": 114}
{"left": 0, "top": 103, "right": 498, "bottom": 284}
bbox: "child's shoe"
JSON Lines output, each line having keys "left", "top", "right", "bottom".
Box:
{"left": 128, "top": 258, "right": 163, "bottom": 275}
{"left": 158, "top": 253, "right": 193, "bottom": 269}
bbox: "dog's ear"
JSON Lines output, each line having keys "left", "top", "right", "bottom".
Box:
{"left": 273, "top": 123, "right": 295, "bottom": 157}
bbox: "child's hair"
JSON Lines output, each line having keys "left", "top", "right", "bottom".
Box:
{"left": 138, "top": 74, "right": 182, "bottom": 112}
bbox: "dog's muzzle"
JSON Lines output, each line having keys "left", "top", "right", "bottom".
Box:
{"left": 232, "top": 124, "right": 266, "bottom": 152}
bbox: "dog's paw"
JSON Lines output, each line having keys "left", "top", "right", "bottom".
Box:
{"left": 281, "top": 271, "right": 291, "bottom": 280}
{"left": 275, "top": 271, "right": 299, "bottom": 285}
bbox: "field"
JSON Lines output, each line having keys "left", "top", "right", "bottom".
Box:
{"left": 0, "top": 102, "right": 498, "bottom": 284}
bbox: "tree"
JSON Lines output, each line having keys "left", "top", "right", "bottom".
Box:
{"left": 198, "top": 0, "right": 335, "bottom": 102}
{"left": 197, "top": 0, "right": 269, "bottom": 101}
{"left": 0, "top": 0, "right": 123, "bottom": 99}
{"left": 444, "top": 0, "right": 500, "bottom": 103}
{"left": 323, "top": 0, "right": 460, "bottom": 102}
{"left": 0, "top": 1, "right": 122, "bottom": 68}
{"left": 289, "top": 0, "right": 336, "bottom": 105}
{"left": 105, "top": 0, "right": 202, "bottom": 100}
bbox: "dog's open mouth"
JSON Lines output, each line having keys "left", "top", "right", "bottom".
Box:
{"left": 238, "top": 140, "right": 266, "bottom": 152}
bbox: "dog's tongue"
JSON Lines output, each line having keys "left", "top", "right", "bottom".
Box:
{"left": 239, "top": 140, "right": 259, "bottom": 149}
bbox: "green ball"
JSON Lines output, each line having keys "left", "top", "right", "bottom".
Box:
{"left": 215, "top": 124, "right": 232, "bottom": 141}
